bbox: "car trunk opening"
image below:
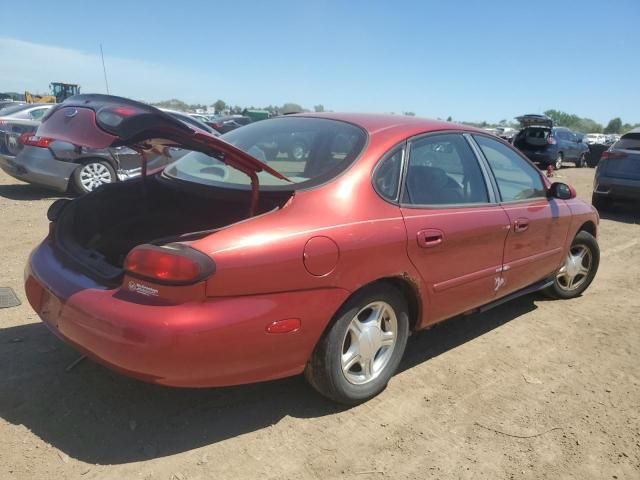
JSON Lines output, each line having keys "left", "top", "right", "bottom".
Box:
{"left": 53, "top": 174, "right": 292, "bottom": 284}
{"left": 514, "top": 127, "right": 552, "bottom": 150}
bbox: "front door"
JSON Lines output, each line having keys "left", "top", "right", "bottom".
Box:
{"left": 400, "top": 133, "right": 510, "bottom": 324}
{"left": 472, "top": 134, "right": 572, "bottom": 296}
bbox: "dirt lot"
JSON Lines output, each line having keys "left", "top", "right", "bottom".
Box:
{"left": 0, "top": 166, "right": 638, "bottom": 480}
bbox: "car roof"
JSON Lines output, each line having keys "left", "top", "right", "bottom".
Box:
{"left": 286, "top": 112, "right": 482, "bottom": 138}
{"left": 621, "top": 127, "right": 640, "bottom": 138}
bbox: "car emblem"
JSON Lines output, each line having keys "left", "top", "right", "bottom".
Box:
{"left": 64, "top": 108, "right": 78, "bottom": 118}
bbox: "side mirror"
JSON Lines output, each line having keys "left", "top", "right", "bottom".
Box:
{"left": 548, "top": 182, "right": 576, "bottom": 200}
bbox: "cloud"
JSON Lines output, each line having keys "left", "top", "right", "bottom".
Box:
{"left": 0, "top": 37, "right": 219, "bottom": 103}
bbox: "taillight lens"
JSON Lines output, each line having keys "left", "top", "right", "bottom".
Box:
{"left": 96, "top": 106, "right": 141, "bottom": 132}
{"left": 124, "top": 244, "right": 215, "bottom": 285}
{"left": 600, "top": 150, "right": 624, "bottom": 161}
{"left": 20, "top": 133, "right": 54, "bottom": 148}
{"left": 547, "top": 136, "right": 557, "bottom": 145}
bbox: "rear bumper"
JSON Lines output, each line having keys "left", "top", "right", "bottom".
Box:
{"left": 0, "top": 146, "right": 76, "bottom": 192}
{"left": 594, "top": 176, "right": 640, "bottom": 201}
{"left": 25, "top": 240, "right": 350, "bottom": 387}
{"left": 518, "top": 149, "right": 556, "bottom": 165}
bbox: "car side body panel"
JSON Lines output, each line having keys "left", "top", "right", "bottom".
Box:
{"left": 499, "top": 198, "right": 573, "bottom": 295}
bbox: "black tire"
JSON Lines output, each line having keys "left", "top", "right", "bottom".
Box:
{"left": 544, "top": 231, "right": 599, "bottom": 300}
{"left": 591, "top": 193, "right": 612, "bottom": 212}
{"left": 305, "top": 283, "right": 410, "bottom": 405}
{"left": 576, "top": 153, "right": 587, "bottom": 168}
{"left": 72, "top": 160, "right": 116, "bottom": 194}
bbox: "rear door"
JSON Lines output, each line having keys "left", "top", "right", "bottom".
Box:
{"left": 472, "top": 134, "right": 572, "bottom": 296}
{"left": 400, "top": 133, "right": 511, "bottom": 323}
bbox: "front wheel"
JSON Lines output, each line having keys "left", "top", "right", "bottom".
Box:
{"left": 544, "top": 231, "right": 599, "bottom": 299}
{"left": 305, "top": 283, "right": 409, "bottom": 405}
{"left": 73, "top": 160, "right": 115, "bottom": 194}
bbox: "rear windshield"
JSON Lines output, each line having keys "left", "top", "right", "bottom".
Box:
{"left": 164, "top": 116, "right": 367, "bottom": 190}
{"left": 613, "top": 133, "right": 640, "bottom": 151}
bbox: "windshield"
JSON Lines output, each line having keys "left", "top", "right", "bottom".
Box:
{"left": 164, "top": 116, "right": 367, "bottom": 189}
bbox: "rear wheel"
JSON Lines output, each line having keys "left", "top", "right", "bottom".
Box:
{"left": 544, "top": 231, "right": 599, "bottom": 299}
{"left": 73, "top": 160, "right": 115, "bottom": 194}
{"left": 576, "top": 153, "right": 587, "bottom": 168}
{"left": 289, "top": 140, "right": 308, "bottom": 161}
{"left": 554, "top": 153, "right": 563, "bottom": 170}
{"left": 305, "top": 283, "right": 409, "bottom": 405}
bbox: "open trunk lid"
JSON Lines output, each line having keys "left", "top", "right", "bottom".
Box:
{"left": 516, "top": 114, "right": 554, "bottom": 128}
{"left": 37, "top": 94, "right": 289, "bottom": 182}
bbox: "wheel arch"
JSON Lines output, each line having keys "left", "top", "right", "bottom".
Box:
{"left": 577, "top": 220, "right": 597, "bottom": 238}
{"left": 326, "top": 276, "right": 423, "bottom": 336}
{"left": 73, "top": 155, "right": 118, "bottom": 172}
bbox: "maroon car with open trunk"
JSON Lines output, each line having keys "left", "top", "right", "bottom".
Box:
{"left": 24, "top": 95, "right": 600, "bottom": 404}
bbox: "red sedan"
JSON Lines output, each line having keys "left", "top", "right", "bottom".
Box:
{"left": 24, "top": 95, "right": 600, "bottom": 404}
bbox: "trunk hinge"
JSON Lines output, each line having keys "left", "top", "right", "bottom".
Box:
{"left": 247, "top": 170, "right": 259, "bottom": 217}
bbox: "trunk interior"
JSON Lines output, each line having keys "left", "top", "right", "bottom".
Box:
{"left": 54, "top": 174, "right": 292, "bottom": 283}
{"left": 514, "top": 127, "right": 551, "bottom": 151}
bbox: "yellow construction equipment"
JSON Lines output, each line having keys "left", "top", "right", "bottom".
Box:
{"left": 25, "top": 82, "right": 81, "bottom": 104}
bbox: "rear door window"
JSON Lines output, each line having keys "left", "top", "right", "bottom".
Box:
{"left": 403, "top": 134, "right": 489, "bottom": 205}
{"left": 474, "top": 135, "right": 546, "bottom": 202}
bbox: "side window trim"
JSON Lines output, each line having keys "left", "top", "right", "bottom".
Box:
{"left": 470, "top": 133, "right": 548, "bottom": 204}
{"left": 371, "top": 143, "right": 406, "bottom": 204}
{"left": 399, "top": 131, "right": 497, "bottom": 209}
{"left": 463, "top": 133, "right": 499, "bottom": 204}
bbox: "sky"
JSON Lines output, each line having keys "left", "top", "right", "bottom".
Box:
{"left": 1, "top": 0, "right": 638, "bottom": 124}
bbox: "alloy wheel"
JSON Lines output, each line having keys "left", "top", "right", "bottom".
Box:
{"left": 341, "top": 301, "right": 398, "bottom": 385}
{"left": 556, "top": 244, "right": 592, "bottom": 291}
{"left": 79, "top": 162, "right": 113, "bottom": 191}
{"left": 291, "top": 143, "right": 306, "bottom": 161}
{"left": 555, "top": 154, "right": 563, "bottom": 170}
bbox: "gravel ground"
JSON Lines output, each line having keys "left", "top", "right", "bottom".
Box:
{"left": 0, "top": 166, "right": 638, "bottom": 480}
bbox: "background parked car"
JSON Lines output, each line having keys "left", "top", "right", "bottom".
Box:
{"left": 585, "top": 133, "right": 606, "bottom": 145}
{"left": 210, "top": 115, "right": 252, "bottom": 133}
{"left": 592, "top": 128, "right": 640, "bottom": 211}
{"left": 513, "top": 114, "right": 589, "bottom": 169}
{"left": 0, "top": 110, "right": 212, "bottom": 193}
{"left": 188, "top": 113, "right": 215, "bottom": 127}
{"left": 0, "top": 100, "right": 25, "bottom": 112}
{"left": 0, "top": 104, "right": 54, "bottom": 155}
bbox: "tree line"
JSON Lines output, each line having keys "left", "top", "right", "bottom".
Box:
{"left": 150, "top": 99, "right": 639, "bottom": 134}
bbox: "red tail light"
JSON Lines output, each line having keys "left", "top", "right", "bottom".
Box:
{"left": 96, "top": 105, "right": 141, "bottom": 131}
{"left": 547, "top": 136, "right": 557, "bottom": 145}
{"left": 600, "top": 150, "right": 624, "bottom": 161}
{"left": 124, "top": 244, "right": 215, "bottom": 285}
{"left": 20, "top": 134, "right": 54, "bottom": 148}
